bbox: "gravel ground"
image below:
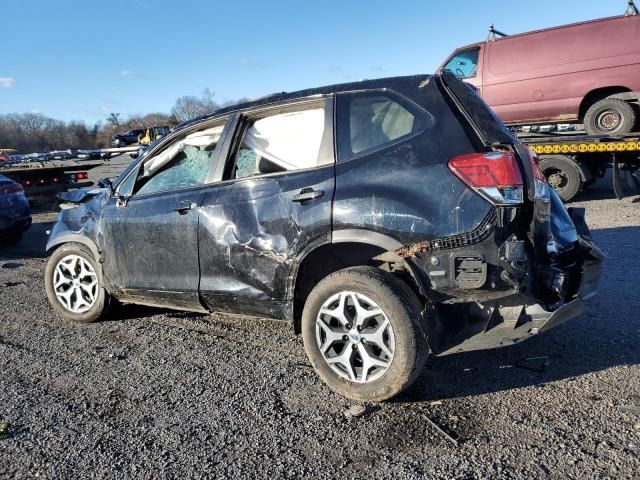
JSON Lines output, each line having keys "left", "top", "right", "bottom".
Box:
{"left": 1, "top": 165, "right": 639, "bottom": 478}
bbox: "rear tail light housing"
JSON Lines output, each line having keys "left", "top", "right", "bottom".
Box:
{"left": 0, "top": 183, "right": 24, "bottom": 195}
{"left": 448, "top": 152, "right": 524, "bottom": 205}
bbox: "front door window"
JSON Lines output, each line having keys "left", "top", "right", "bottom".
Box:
{"left": 444, "top": 49, "right": 479, "bottom": 79}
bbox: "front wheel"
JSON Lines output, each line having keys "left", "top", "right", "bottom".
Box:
{"left": 302, "top": 266, "right": 428, "bottom": 402}
{"left": 45, "top": 243, "right": 110, "bottom": 323}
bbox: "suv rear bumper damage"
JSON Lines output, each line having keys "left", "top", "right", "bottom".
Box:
{"left": 397, "top": 202, "right": 604, "bottom": 356}
{"left": 431, "top": 235, "right": 602, "bottom": 356}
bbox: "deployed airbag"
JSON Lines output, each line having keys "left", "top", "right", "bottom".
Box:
{"left": 143, "top": 125, "right": 224, "bottom": 177}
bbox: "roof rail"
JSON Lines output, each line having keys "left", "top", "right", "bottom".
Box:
{"left": 626, "top": 0, "right": 638, "bottom": 15}
{"left": 487, "top": 24, "right": 508, "bottom": 41}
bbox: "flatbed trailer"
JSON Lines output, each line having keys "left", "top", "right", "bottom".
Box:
{"left": 521, "top": 133, "right": 640, "bottom": 201}
{"left": 0, "top": 160, "right": 103, "bottom": 207}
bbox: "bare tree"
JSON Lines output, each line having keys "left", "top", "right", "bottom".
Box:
{"left": 106, "top": 113, "right": 120, "bottom": 126}
{"left": 171, "top": 89, "right": 220, "bottom": 123}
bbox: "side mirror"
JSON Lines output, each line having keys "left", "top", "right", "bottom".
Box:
{"left": 97, "top": 178, "right": 112, "bottom": 191}
{"left": 116, "top": 195, "right": 129, "bottom": 208}
{"left": 129, "top": 151, "right": 139, "bottom": 159}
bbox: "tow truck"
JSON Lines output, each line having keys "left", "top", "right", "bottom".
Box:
{"left": 521, "top": 132, "right": 640, "bottom": 201}
{"left": 0, "top": 145, "right": 139, "bottom": 207}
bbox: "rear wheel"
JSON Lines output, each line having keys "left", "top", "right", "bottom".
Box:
{"left": 583, "top": 98, "right": 636, "bottom": 136}
{"left": 301, "top": 266, "right": 428, "bottom": 402}
{"left": 45, "top": 243, "right": 110, "bottom": 323}
{"left": 539, "top": 155, "right": 583, "bottom": 202}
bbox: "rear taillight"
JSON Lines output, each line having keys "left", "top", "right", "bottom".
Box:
{"left": 71, "top": 172, "right": 88, "bottom": 180}
{"left": 0, "top": 184, "right": 23, "bottom": 195}
{"left": 448, "top": 152, "right": 524, "bottom": 205}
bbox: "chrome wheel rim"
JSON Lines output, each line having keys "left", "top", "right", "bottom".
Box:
{"left": 315, "top": 291, "right": 395, "bottom": 383}
{"left": 53, "top": 254, "right": 98, "bottom": 313}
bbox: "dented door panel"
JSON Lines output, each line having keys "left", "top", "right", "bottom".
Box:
{"left": 197, "top": 166, "right": 334, "bottom": 317}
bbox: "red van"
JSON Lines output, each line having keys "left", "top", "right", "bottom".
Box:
{"left": 439, "top": 13, "right": 640, "bottom": 135}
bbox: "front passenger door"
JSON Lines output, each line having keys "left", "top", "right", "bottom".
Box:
{"left": 100, "top": 119, "right": 230, "bottom": 309}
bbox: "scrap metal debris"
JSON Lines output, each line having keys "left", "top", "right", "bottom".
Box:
{"left": 345, "top": 405, "right": 367, "bottom": 418}
{"left": 424, "top": 414, "right": 460, "bottom": 446}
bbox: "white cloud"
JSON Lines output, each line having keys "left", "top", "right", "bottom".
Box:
{"left": 120, "top": 70, "right": 132, "bottom": 76}
{"left": 0, "top": 77, "right": 14, "bottom": 88}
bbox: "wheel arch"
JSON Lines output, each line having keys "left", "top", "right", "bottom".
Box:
{"left": 578, "top": 86, "right": 635, "bottom": 121}
{"left": 289, "top": 229, "right": 425, "bottom": 334}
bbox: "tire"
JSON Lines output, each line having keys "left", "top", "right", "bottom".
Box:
{"left": 539, "top": 155, "right": 583, "bottom": 202}
{"left": 301, "top": 266, "right": 429, "bottom": 402}
{"left": 583, "top": 98, "right": 636, "bottom": 136}
{"left": 45, "top": 242, "right": 110, "bottom": 323}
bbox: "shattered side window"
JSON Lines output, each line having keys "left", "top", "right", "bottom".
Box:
{"left": 134, "top": 123, "right": 225, "bottom": 195}
{"left": 231, "top": 107, "right": 326, "bottom": 179}
{"left": 337, "top": 92, "right": 427, "bottom": 161}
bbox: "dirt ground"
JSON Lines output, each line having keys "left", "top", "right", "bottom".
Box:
{"left": 1, "top": 157, "right": 639, "bottom": 479}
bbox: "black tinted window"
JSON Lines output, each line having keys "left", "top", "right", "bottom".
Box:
{"left": 337, "top": 92, "right": 427, "bottom": 161}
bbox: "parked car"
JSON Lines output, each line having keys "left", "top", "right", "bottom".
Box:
{"left": 439, "top": 13, "right": 640, "bottom": 135}
{"left": 112, "top": 129, "right": 144, "bottom": 147}
{"left": 44, "top": 72, "right": 602, "bottom": 401}
{"left": 52, "top": 150, "right": 72, "bottom": 160}
{"left": 0, "top": 174, "right": 32, "bottom": 245}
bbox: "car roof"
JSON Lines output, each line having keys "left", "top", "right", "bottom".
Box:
{"left": 175, "top": 74, "right": 432, "bottom": 131}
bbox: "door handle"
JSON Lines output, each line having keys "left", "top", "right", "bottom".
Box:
{"left": 292, "top": 188, "right": 324, "bottom": 203}
{"left": 174, "top": 200, "right": 196, "bottom": 213}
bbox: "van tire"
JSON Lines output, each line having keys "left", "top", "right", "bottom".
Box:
{"left": 583, "top": 98, "right": 636, "bottom": 136}
{"left": 539, "top": 155, "right": 583, "bottom": 202}
{"left": 301, "top": 266, "right": 429, "bottom": 402}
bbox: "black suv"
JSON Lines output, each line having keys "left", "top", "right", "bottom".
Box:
{"left": 112, "top": 129, "right": 143, "bottom": 147}
{"left": 45, "top": 72, "right": 602, "bottom": 401}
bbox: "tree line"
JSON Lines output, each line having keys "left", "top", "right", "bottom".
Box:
{"left": 0, "top": 90, "right": 247, "bottom": 154}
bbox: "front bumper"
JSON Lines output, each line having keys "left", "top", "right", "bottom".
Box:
{"left": 433, "top": 233, "right": 603, "bottom": 356}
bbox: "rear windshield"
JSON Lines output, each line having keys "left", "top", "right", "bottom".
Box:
{"left": 439, "top": 70, "right": 515, "bottom": 145}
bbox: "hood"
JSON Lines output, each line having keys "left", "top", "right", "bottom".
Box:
{"left": 58, "top": 188, "right": 105, "bottom": 205}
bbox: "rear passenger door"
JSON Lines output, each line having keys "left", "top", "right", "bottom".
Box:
{"left": 197, "top": 98, "right": 335, "bottom": 318}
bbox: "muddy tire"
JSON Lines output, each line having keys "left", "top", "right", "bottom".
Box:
{"left": 539, "top": 155, "right": 582, "bottom": 202}
{"left": 583, "top": 98, "right": 636, "bottom": 136}
{"left": 45, "top": 242, "right": 110, "bottom": 323}
{"left": 301, "top": 266, "right": 428, "bottom": 402}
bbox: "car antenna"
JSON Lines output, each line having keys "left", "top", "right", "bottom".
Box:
{"left": 626, "top": 0, "right": 638, "bottom": 15}
{"left": 487, "top": 24, "right": 508, "bottom": 41}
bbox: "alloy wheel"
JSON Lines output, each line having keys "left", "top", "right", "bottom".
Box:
{"left": 53, "top": 254, "right": 98, "bottom": 313}
{"left": 315, "top": 291, "right": 395, "bottom": 383}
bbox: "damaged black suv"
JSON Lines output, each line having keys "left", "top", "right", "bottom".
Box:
{"left": 45, "top": 72, "right": 603, "bottom": 401}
